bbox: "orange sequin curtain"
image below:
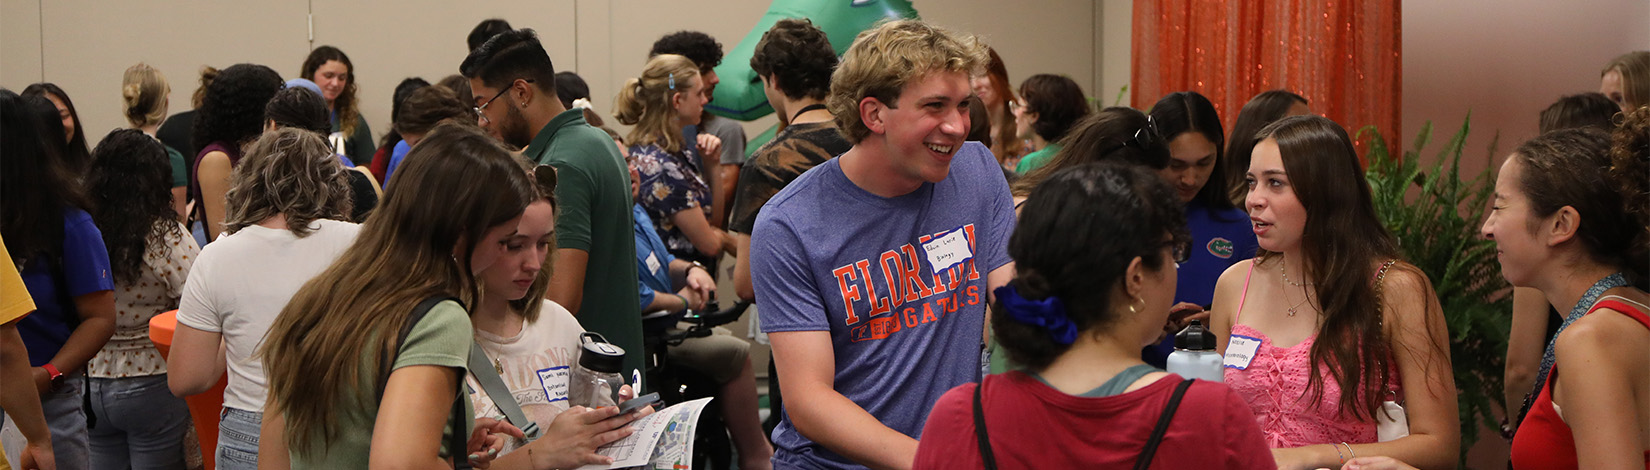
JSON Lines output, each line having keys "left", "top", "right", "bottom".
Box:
{"left": 1132, "top": 0, "right": 1401, "bottom": 155}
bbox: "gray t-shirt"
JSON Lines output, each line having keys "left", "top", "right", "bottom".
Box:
{"left": 751, "top": 142, "right": 1015, "bottom": 470}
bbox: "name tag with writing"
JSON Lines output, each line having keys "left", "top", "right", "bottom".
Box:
{"left": 538, "top": 366, "right": 569, "bottom": 403}
{"left": 922, "top": 227, "right": 973, "bottom": 273}
{"left": 1224, "top": 335, "right": 1262, "bottom": 370}
{"left": 644, "top": 253, "right": 662, "bottom": 276}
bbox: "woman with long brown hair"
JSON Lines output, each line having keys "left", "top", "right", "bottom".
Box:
{"left": 1209, "top": 115, "right": 1458, "bottom": 470}
{"left": 300, "top": 45, "right": 375, "bottom": 165}
{"left": 257, "top": 123, "right": 642, "bottom": 469}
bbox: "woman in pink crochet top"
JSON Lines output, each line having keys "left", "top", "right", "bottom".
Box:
{"left": 1208, "top": 116, "right": 1460, "bottom": 470}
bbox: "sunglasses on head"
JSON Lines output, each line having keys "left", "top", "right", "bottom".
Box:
{"left": 533, "top": 164, "right": 558, "bottom": 195}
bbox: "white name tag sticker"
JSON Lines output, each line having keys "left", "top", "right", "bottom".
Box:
{"left": 922, "top": 228, "right": 973, "bottom": 273}
{"left": 1224, "top": 335, "right": 1262, "bottom": 370}
{"left": 538, "top": 366, "right": 570, "bottom": 403}
{"left": 644, "top": 253, "right": 662, "bottom": 276}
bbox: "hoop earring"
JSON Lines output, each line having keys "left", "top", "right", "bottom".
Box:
{"left": 1128, "top": 296, "right": 1143, "bottom": 314}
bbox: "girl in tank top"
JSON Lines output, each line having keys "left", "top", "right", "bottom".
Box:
{"left": 1208, "top": 116, "right": 1459, "bottom": 470}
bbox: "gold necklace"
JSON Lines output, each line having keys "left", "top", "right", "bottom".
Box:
{"left": 1280, "top": 255, "right": 1313, "bottom": 287}
{"left": 1284, "top": 287, "right": 1312, "bottom": 317}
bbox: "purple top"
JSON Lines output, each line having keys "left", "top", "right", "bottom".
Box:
{"left": 188, "top": 141, "right": 244, "bottom": 228}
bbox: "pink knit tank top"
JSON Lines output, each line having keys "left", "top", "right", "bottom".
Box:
{"left": 1222, "top": 262, "right": 1400, "bottom": 448}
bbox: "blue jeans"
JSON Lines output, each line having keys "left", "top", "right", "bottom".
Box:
{"left": 88, "top": 374, "right": 190, "bottom": 469}
{"left": 45, "top": 373, "right": 92, "bottom": 470}
{"left": 215, "top": 408, "right": 260, "bottom": 470}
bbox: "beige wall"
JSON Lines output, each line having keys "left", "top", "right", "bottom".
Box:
{"left": 1402, "top": 0, "right": 1649, "bottom": 179}
{"left": 1, "top": 0, "right": 1132, "bottom": 153}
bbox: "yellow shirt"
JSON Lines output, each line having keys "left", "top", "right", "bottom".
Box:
{"left": 0, "top": 234, "right": 36, "bottom": 325}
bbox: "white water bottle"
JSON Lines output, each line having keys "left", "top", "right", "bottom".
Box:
{"left": 1166, "top": 320, "right": 1224, "bottom": 382}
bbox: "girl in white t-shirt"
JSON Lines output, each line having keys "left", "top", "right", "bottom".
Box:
{"left": 467, "top": 162, "right": 652, "bottom": 466}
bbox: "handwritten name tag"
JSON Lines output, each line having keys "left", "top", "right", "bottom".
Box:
{"left": 922, "top": 227, "right": 973, "bottom": 273}
{"left": 1223, "top": 335, "right": 1261, "bottom": 370}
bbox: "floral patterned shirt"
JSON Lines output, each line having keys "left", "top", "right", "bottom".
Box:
{"left": 90, "top": 222, "right": 197, "bottom": 378}
{"left": 631, "top": 143, "right": 713, "bottom": 264}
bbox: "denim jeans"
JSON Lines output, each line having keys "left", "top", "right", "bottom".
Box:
{"left": 43, "top": 373, "right": 91, "bottom": 470}
{"left": 88, "top": 374, "right": 190, "bottom": 469}
{"left": 215, "top": 408, "right": 260, "bottom": 470}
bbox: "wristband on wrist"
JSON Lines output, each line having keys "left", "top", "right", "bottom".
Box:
{"left": 672, "top": 294, "right": 690, "bottom": 312}
{"left": 42, "top": 363, "right": 63, "bottom": 385}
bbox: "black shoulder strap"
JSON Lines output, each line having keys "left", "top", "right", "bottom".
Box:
{"left": 1134, "top": 379, "right": 1195, "bottom": 470}
{"left": 972, "top": 381, "right": 999, "bottom": 470}
{"left": 373, "top": 295, "right": 469, "bottom": 469}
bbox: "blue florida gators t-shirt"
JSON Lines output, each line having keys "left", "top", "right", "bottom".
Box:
{"left": 752, "top": 142, "right": 1015, "bottom": 470}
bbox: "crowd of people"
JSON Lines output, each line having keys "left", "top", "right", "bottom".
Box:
{"left": 0, "top": 13, "right": 1646, "bottom": 470}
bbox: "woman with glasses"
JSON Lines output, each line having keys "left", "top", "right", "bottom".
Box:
{"left": 1010, "top": 74, "right": 1092, "bottom": 174}
{"left": 914, "top": 162, "right": 1275, "bottom": 469}
{"left": 1209, "top": 116, "right": 1459, "bottom": 470}
{"left": 612, "top": 53, "right": 732, "bottom": 266}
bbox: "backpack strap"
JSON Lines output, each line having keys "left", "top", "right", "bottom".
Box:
{"left": 972, "top": 381, "right": 999, "bottom": 470}
{"left": 469, "top": 342, "right": 542, "bottom": 440}
{"left": 375, "top": 295, "right": 469, "bottom": 469}
{"left": 1134, "top": 379, "right": 1195, "bottom": 470}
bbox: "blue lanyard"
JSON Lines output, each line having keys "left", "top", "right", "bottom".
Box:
{"left": 1518, "top": 272, "right": 1626, "bottom": 425}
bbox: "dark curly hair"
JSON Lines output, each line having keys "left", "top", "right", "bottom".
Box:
{"left": 193, "top": 63, "right": 283, "bottom": 155}
{"left": 995, "top": 162, "right": 1188, "bottom": 370}
{"left": 2, "top": 89, "right": 92, "bottom": 262}
{"left": 1610, "top": 105, "right": 1650, "bottom": 287}
{"left": 750, "top": 18, "right": 836, "bottom": 101}
{"left": 22, "top": 83, "right": 92, "bottom": 176}
{"left": 649, "top": 30, "right": 724, "bottom": 70}
{"left": 87, "top": 129, "right": 181, "bottom": 284}
{"left": 1019, "top": 74, "right": 1090, "bottom": 143}
{"left": 266, "top": 87, "right": 331, "bottom": 135}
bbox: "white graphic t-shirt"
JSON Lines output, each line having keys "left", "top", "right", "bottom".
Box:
{"left": 467, "top": 301, "right": 587, "bottom": 454}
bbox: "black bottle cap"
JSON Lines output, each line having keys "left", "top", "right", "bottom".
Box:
{"left": 1174, "top": 320, "right": 1217, "bottom": 351}
{"left": 578, "top": 332, "right": 625, "bottom": 373}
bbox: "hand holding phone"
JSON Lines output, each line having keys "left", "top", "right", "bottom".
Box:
{"left": 618, "top": 392, "right": 660, "bottom": 415}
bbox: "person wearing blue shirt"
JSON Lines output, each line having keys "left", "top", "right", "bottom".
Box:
{"left": 1144, "top": 91, "right": 1259, "bottom": 367}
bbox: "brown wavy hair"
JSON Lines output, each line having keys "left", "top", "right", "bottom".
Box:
{"left": 261, "top": 122, "right": 534, "bottom": 454}
{"left": 300, "top": 46, "right": 361, "bottom": 137}
{"left": 221, "top": 128, "right": 352, "bottom": 238}
{"left": 981, "top": 47, "right": 1022, "bottom": 160}
{"left": 1256, "top": 115, "right": 1412, "bottom": 420}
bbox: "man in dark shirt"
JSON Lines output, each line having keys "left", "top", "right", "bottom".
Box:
{"left": 462, "top": 29, "right": 645, "bottom": 380}
{"left": 731, "top": 19, "right": 851, "bottom": 301}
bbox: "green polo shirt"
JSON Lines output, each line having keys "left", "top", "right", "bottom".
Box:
{"left": 523, "top": 109, "right": 645, "bottom": 384}
{"left": 1014, "top": 143, "right": 1063, "bottom": 174}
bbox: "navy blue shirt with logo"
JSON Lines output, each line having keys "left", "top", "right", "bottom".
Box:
{"left": 1145, "top": 200, "right": 1258, "bottom": 367}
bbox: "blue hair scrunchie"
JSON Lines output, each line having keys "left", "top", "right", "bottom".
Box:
{"left": 994, "top": 285, "right": 1077, "bottom": 346}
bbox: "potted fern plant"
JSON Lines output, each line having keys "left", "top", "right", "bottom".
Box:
{"left": 1359, "top": 116, "right": 1511, "bottom": 463}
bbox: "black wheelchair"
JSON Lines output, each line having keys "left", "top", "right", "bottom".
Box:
{"left": 641, "top": 300, "right": 753, "bottom": 470}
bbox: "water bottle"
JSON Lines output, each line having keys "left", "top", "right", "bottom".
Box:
{"left": 1165, "top": 320, "right": 1223, "bottom": 382}
{"left": 568, "top": 332, "right": 625, "bottom": 409}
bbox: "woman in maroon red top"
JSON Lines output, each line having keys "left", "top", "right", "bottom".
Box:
{"left": 914, "top": 162, "right": 1274, "bottom": 470}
